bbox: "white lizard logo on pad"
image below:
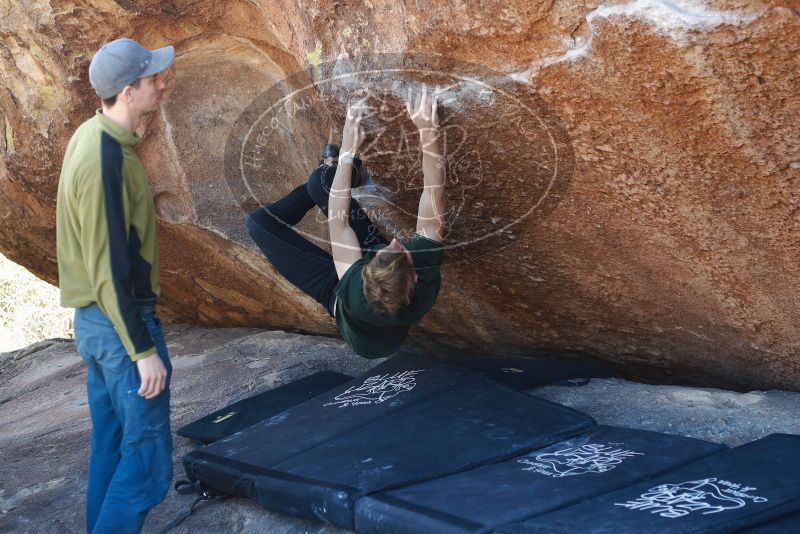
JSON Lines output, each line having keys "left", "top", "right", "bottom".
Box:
{"left": 519, "top": 443, "right": 643, "bottom": 477}
{"left": 323, "top": 369, "right": 423, "bottom": 408}
{"left": 615, "top": 478, "right": 768, "bottom": 518}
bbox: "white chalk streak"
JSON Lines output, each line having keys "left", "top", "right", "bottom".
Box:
{"left": 510, "top": 0, "right": 763, "bottom": 82}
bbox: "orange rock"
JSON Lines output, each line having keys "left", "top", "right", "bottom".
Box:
{"left": 1, "top": 0, "right": 798, "bottom": 390}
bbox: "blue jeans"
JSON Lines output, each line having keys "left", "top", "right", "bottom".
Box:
{"left": 74, "top": 304, "right": 173, "bottom": 534}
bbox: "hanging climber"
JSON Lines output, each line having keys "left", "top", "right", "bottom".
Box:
{"left": 245, "top": 89, "right": 446, "bottom": 358}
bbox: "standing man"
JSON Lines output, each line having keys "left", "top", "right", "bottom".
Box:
{"left": 56, "top": 38, "right": 174, "bottom": 534}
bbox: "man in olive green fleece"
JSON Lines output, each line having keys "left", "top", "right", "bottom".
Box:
{"left": 56, "top": 38, "right": 174, "bottom": 534}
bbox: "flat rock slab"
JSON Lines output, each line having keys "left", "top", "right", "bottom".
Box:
{"left": 1, "top": 326, "right": 798, "bottom": 533}
{"left": 0, "top": 326, "right": 377, "bottom": 534}
{"left": 531, "top": 379, "right": 800, "bottom": 447}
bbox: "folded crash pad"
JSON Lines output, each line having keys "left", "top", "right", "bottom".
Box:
{"left": 184, "top": 355, "right": 512, "bottom": 497}
{"left": 183, "top": 354, "right": 595, "bottom": 529}
{"left": 355, "top": 425, "right": 725, "bottom": 533}
{"left": 176, "top": 371, "right": 352, "bottom": 444}
{"left": 497, "top": 434, "right": 800, "bottom": 533}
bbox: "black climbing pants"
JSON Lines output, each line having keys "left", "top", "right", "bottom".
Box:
{"left": 245, "top": 164, "right": 388, "bottom": 317}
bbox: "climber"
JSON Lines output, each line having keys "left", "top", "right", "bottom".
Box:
{"left": 245, "top": 89, "right": 446, "bottom": 358}
{"left": 55, "top": 38, "right": 174, "bottom": 534}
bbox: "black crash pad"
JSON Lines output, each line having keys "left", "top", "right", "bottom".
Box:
{"left": 740, "top": 509, "right": 800, "bottom": 533}
{"left": 355, "top": 425, "right": 726, "bottom": 533}
{"left": 183, "top": 355, "right": 595, "bottom": 529}
{"left": 497, "top": 433, "right": 800, "bottom": 533}
{"left": 453, "top": 357, "right": 614, "bottom": 390}
{"left": 176, "top": 371, "right": 352, "bottom": 444}
{"left": 184, "top": 355, "right": 511, "bottom": 497}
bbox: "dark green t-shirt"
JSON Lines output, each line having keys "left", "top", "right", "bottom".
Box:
{"left": 334, "top": 234, "right": 443, "bottom": 358}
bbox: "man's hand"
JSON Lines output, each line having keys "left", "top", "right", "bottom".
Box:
{"left": 406, "top": 88, "right": 439, "bottom": 133}
{"left": 340, "top": 103, "right": 365, "bottom": 157}
{"left": 137, "top": 352, "right": 167, "bottom": 399}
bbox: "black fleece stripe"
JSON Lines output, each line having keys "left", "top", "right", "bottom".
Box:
{"left": 100, "top": 132, "right": 153, "bottom": 353}
{"left": 128, "top": 226, "right": 156, "bottom": 302}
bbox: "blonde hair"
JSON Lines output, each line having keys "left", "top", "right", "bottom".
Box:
{"left": 362, "top": 250, "right": 416, "bottom": 316}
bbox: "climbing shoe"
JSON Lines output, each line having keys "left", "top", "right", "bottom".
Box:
{"left": 320, "top": 143, "right": 368, "bottom": 188}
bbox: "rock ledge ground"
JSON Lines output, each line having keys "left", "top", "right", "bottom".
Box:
{"left": 1, "top": 326, "right": 798, "bottom": 533}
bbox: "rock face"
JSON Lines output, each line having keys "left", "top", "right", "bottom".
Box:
{"left": 1, "top": 0, "right": 799, "bottom": 390}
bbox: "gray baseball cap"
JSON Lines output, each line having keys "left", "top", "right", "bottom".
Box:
{"left": 89, "top": 38, "right": 174, "bottom": 99}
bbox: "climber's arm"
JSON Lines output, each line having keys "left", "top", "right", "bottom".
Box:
{"left": 329, "top": 104, "right": 365, "bottom": 278}
{"left": 408, "top": 90, "right": 446, "bottom": 242}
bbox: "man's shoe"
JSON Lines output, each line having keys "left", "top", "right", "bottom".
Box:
{"left": 321, "top": 143, "right": 339, "bottom": 164}
{"left": 350, "top": 159, "right": 369, "bottom": 188}
{"left": 319, "top": 143, "right": 368, "bottom": 188}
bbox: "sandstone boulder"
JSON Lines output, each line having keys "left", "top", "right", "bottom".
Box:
{"left": 1, "top": 0, "right": 798, "bottom": 390}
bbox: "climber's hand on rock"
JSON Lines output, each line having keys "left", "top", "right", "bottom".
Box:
{"left": 341, "top": 102, "right": 365, "bottom": 158}
{"left": 406, "top": 87, "right": 439, "bottom": 134}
